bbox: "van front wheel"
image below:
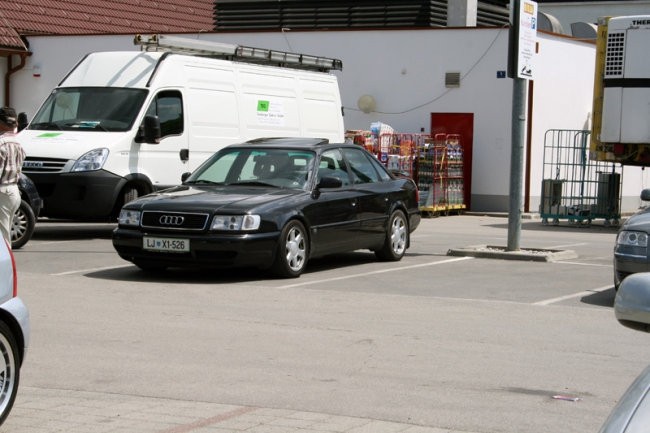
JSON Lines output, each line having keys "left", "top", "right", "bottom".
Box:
{"left": 11, "top": 200, "right": 35, "bottom": 250}
{"left": 123, "top": 187, "right": 138, "bottom": 204}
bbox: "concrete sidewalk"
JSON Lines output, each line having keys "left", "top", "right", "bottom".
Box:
{"left": 2, "top": 387, "right": 473, "bottom": 433}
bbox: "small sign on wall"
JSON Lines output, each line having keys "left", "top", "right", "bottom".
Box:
{"left": 256, "top": 99, "right": 286, "bottom": 126}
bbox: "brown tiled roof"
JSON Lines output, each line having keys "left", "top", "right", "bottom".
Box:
{"left": 0, "top": 11, "right": 27, "bottom": 52}
{"left": 1, "top": 0, "right": 215, "bottom": 52}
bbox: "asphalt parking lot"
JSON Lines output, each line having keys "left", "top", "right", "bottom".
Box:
{"left": 3, "top": 214, "right": 649, "bottom": 433}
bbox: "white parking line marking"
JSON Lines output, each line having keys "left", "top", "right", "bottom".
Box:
{"left": 53, "top": 264, "right": 133, "bottom": 276}
{"left": 279, "top": 256, "right": 474, "bottom": 289}
{"left": 555, "top": 261, "right": 611, "bottom": 267}
{"left": 548, "top": 242, "right": 587, "bottom": 249}
{"left": 533, "top": 285, "right": 613, "bottom": 306}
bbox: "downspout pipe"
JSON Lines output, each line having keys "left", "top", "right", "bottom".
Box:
{"left": 4, "top": 52, "right": 31, "bottom": 107}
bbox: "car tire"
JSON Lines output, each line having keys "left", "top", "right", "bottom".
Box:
{"left": 123, "top": 187, "right": 138, "bottom": 205}
{"left": 0, "top": 320, "right": 20, "bottom": 426}
{"left": 11, "top": 200, "right": 35, "bottom": 250}
{"left": 271, "top": 220, "right": 308, "bottom": 278}
{"left": 375, "top": 209, "right": 408, "bottom": 261}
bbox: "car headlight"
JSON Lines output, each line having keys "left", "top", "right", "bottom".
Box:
{"left": 617, "top": 231, "right": 649, "bottom": 247}
{"left": 118, "top": 209, "right": 141, "bottom": 226}
{"left": 211, "top": 215, "right": 261, "bottom": 231}
{"left": 71, "top": 148, "right": 109, "bottom": 172}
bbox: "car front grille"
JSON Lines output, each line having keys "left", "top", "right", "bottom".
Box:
{"left": 23, "top": 157, "right": 68, "bottom": 173}
{"left": 141, "top": 211, "right": 210, "bottom": 231}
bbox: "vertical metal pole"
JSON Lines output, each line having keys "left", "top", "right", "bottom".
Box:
{"left": 506, "top": 0, "right": 530, "bottom": 251}
{"left": 507, "top": 77, "right": 527, "bottom": 251}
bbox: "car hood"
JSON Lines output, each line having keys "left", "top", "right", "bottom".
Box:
{"left": 127, "top": 185, "right": 303, "bottom": 213}
{"left": 622, "top": 207, "right": 650, "bottom": 232}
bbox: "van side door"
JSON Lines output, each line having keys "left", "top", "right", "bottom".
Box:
{"left": 136, "top": 90, "right": 188, "bottom": 189}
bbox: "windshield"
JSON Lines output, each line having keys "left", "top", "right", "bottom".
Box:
{"left": 28, "top": 87, "right": 148, "bottom": 132}
{"left": 186, "top": 148, "right": 316, "bottom": 190}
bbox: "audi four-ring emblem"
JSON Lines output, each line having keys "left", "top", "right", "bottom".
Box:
{"left": 159, "top": 215, "right": 185, "bottom": 225}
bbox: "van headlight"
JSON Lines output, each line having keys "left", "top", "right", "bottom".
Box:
{"left": 211, "top": 215, "right": 261, "bottom": 231}
{"left": 71, "top": 148, "right": 109, "bottom": 172}
{"left": 118, "top": 209, "right": 141, "bottom": 226}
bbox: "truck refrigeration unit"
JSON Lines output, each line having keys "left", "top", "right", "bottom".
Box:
{"left": 18, "top": 34, "right": 345, "bottom": 220}
{"left": 591, "top": 16, "right": 650, "bottom": 166}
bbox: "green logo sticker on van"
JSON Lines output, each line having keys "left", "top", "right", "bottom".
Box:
{"left": 37, "top": 132, "right": 63, "bottom": 138}
{"left": 257, "top": 100, "right": 270, "bottom": 112}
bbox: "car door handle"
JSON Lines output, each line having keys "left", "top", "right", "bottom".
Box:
{"left": 179, "top": 149, "right": 189, "bottom": 162}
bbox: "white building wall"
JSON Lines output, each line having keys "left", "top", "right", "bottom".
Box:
{"left": 528, "top": 33, "right": 595, "bottom": 213}
{"left": 531, "top": 32, "right": 648, "bottom": 214}
{"left": 10, "top": 28, "right": 638, "bottom": 214}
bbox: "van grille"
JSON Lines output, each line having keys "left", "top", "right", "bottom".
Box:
{"left": 142, "top": 211, "right": 209, "bottom": 231}
{"left": 22, "top": 157, "right": 68, "bottom": 173}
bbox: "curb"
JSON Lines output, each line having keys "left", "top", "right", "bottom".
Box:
{"left": 447, "top": 245, "right": 578, "bottom": 262}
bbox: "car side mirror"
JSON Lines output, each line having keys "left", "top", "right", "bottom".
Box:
{"left": 311, "top": 175, "right": 343, "bottom": 199}
{"left": 615, "top": 272, "right": 650, "bottom": 332}
{"left": 317, "top": 176, "right": 343, "bottom": 189}
{"left": 181, "top": 172, "right": 191, "bottom": 183}
{"left": 17, "top": 112, "right": 28, "bottom": 132}
{"left": 136, "top": 115, "right": 161, "bottom": 144}
{"left": 641, "top": 189, "right": 650, "bottom": 202}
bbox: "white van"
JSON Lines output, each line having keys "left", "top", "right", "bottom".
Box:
{"left": 18, "top": 34, "right": 345, "bottom": 220}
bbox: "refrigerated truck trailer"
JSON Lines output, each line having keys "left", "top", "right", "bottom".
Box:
{"left": 591, "top": 15, "right": 650, "bottom": 166}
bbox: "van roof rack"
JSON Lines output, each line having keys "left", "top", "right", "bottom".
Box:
{"left": 134, "top": 34, "right": 342, "bottom": 72}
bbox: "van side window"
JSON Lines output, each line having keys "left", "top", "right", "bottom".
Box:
{"left": 145, "top": 91, "right": 183, "bottom": 138}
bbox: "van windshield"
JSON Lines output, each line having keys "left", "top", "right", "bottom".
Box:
{"left": 28, "top": 87, "right": 148, "bottom": 132}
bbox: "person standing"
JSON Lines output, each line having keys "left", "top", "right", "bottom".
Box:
{"left": 0, "top": 108, "right": 26, "bottom": 246}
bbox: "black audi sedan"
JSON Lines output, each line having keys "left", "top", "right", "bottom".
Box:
{"left": 112, "top": 137, "right": 421, "bottom": 277}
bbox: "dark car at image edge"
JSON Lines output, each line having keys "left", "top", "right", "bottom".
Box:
{"left": 112, "top": 137, "right": 421, "bottom": 277}
{"left": 614, "top": 189, "right": 650, "bottom": 289}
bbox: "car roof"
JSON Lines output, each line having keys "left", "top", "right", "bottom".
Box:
{"left": 233, "top": 137, "right": 346, "bottom": 151}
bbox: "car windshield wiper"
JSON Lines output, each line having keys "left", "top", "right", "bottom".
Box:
{"left": 187, "top": 179, "right": 223, "bottom": 185}
{"left": 229, "top": 181, "right": 277, "bottom": 187}
{"left": 29, "top": 122, "right": 62, "bottom": 130}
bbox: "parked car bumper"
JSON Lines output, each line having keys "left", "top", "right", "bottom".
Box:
{"left": 26, "top": 170, "right": 125, "bottom": 219}
{"left": 112, "top": 228, "right": 281, "bottom": 269}
{"left": 408, "top": 211, "right": 421, "bottom": 233}
{"left": 18, "top": 174, "right": 42, "bottom": 217}
{"left": 614, "top": 252, "right": 650, "bottom": 286}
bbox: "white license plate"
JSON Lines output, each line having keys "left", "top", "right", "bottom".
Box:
{"left": 143, "top": 237, "right": 190, "bottom": 253}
